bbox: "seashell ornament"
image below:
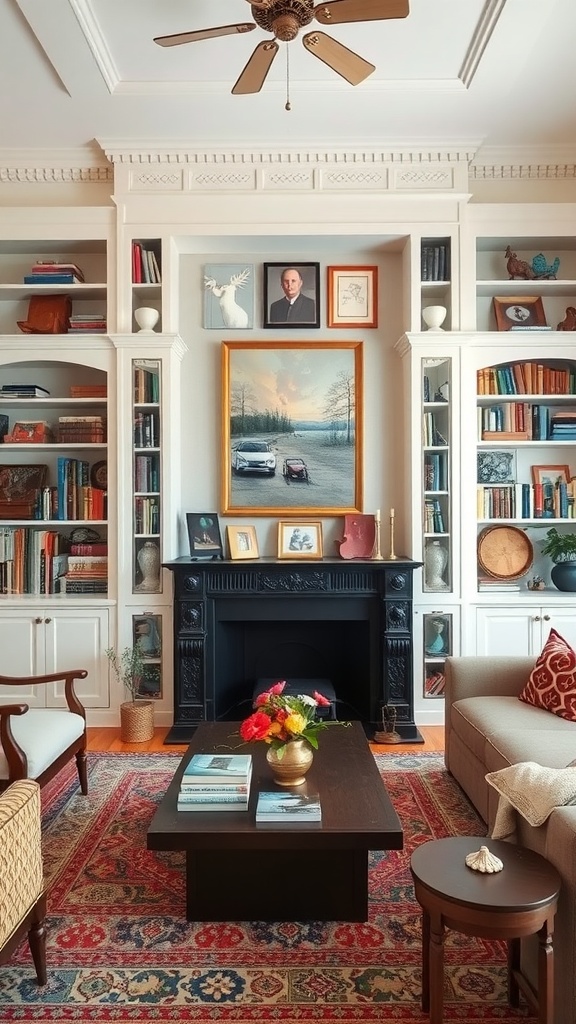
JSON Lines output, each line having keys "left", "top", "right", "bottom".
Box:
{"left": 465, "top": 845, "right": 503, "bottom": 873}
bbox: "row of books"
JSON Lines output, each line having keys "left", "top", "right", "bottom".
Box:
{"left": 423, "top": 412, "right": 448, "bottom": 447}
{"left": 132, "top": 242, "right": 161, "bottom": 284}
{"left": 477, "top": 481, "right": 576, "bottom": 519}
{"left": 177, "top": 753, "right": 252, "bottom": 812}
{"left": 478, "top": 403, "right": 557, "bottom": 441}
{"left": 0, "top": 528, "right": 67, "bottom": 595}
{"left": 134, "top": 497, "right": 160, "bottom": 534}
{"left": 135, "top": 455, "right": 160, "bottom": 493}
{"left": 134, "top": 363, "right": 160, "bottom": 403}
{"left": 477, "top": 363, "right": 576, "bottom": 396}
{"left": 424, "top": 452, "right": 447, "bottom": 491}
{"left": 424, "top": 671, "right": 446, "bottom": 697}
{"left": 421, "top": 242, "right": 450, "bottom": 282}
{"left": 134, "top": 411, "right": 159, "bottom": 448}
{"left": 424, "top": 498, "right": 445, "bottom": 532}
{"left": 56, "top": 459, "right": 106, "bottom": 521}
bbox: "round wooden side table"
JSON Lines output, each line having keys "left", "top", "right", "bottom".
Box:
{"left": 410, "top": 836, "right": 561, "bottom": 1024}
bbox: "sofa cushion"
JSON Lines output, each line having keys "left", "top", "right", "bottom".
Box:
{"left": 486, "top": 761, "right": 576, "bottom": 838}
{"left": 451, "top": 695, "right": 575, "bottom": 764}
{"left": 519, "top": 627, "right": 576, "bottom": 721}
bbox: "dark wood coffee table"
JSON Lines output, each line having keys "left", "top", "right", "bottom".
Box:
{"left": 147, "top": 720, "right": 402, "bottom": 922}
{"left": 410, "top": 837, "right": 561, "bottom": 1024}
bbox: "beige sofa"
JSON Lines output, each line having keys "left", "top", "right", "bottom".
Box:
{"left": 445, "top": 655, "right": 576, "bottom": 1024}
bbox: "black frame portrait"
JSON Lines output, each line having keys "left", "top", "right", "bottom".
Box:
{"left": 186, "top": 512, "right": 223, "bottom": 560}
{"left": 263, "top": 262, "right": 320, "bottom": 329}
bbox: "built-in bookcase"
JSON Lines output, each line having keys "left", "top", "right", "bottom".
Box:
{"left": 132, "top": 358, "right": 162, "bottom": 595}
{"left": 131, "top": 238, "right": 162, "bottom": 332}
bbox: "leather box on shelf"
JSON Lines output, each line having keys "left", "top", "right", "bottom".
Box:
{"left": 17, "top": 295, "right": 72, "bottom": 334}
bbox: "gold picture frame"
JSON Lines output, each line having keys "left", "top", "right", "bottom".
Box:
{"left": 531, "top": 464, "right": 571, "bottom": 487}
{"left": 493, "top": 295, "right": 547, "bottom": 331}
{"left": 226, "top": 524, "right": 259, "bottom": 560}
{"left": 327, "top": 266, "right": 378, "bottom": 328}
{"left": 277, "top": 521, "right": 323, "bottom": 559}
{"left": 222, "top": 340, "right": 363, "bottom": 516}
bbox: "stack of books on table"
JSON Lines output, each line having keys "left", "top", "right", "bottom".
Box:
{"left": 177, "top": 753, "right": 252, "bottom": 812}
{"left": 256, "top": 790, "right": 322, "bottom": 824}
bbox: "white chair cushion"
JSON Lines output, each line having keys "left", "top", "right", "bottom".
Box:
{"left": 0, "top": 710, "right": 85, "bottom": 780}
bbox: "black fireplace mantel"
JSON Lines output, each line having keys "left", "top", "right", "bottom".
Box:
{"left": 163, "top": 557, "right": 422, "bottom": 744}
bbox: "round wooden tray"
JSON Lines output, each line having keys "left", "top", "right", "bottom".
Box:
{"left": 477, "top": 525, "right": 533, "bottom": 581}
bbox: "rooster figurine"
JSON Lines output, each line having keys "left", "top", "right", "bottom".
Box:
{"left": 531, "top": 252, "right": 560, "bottom": 279}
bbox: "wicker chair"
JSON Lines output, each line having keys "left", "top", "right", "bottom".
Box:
{"left": 0, "top": 779, "right": 46, "bottom": 983}
{"left": 0, "top": 669, "right": 88, "bottom": 793}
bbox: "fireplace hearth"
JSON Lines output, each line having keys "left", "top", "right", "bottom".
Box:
{"left": 163, "top": 557, "right": 422, "bottom": 744}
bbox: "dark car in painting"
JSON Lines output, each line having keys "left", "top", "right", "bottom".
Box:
{"left": 282, "top": 457, "right": 310, "bottom": 483}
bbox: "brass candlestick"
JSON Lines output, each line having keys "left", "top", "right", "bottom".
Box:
{"left": 389, "top": 511, "right": 398, "bottom": 560}
{"left": 372, "top": 513, "right": 384, "bottom": 561}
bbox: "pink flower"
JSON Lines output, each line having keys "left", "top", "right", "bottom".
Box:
{"left": 268, "top": 681, "right": 286, "bottom": 696}
{"left": 314, "top": 691, "right": 331, "bottom": 707}
{"left": 239, "top": 710, "right": 271, "bottom": 742}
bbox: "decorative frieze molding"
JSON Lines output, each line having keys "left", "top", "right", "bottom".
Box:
{"left": 100, "top": 143, "right": 478, "bottom": 166}
{"left": 0, "top": 165, "right": 112, "bottom": 183}
{"left": 471, "top": 163, "right": 576, "bottom": 180}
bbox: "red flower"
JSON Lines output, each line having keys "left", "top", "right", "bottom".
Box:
{"left": 314, "top": 690, "right": 331, "bottom": 706}
{"left": 239, "top": 710, "right": 271, "bottom": 742}
{"left": 269, "top": 681, "right": 286, "bottom": 696}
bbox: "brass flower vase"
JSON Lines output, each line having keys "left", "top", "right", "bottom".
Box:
{"left": 266, "top": 739, "right": 314, "bottom": 786}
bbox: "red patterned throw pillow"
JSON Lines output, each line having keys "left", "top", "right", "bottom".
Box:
{"left": 519, "top": 627, "right": 576, "bottom": 721}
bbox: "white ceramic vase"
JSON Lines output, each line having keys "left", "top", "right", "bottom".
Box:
{"left": 424, "top": 540, "right": 449, "bottom": 590}
{"left": 134, "top": 307, "right": 160, "bottom": 333}
{"left": 422, "top": 305, "right": 447, "bottom": 331}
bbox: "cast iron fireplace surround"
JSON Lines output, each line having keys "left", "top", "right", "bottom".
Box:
{"left": 163, "top": 557, "right": 421, "bottom": 744}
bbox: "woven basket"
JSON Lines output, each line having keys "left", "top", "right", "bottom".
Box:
{"left": 119, "top": 701, "right": 154, "bottom": 743}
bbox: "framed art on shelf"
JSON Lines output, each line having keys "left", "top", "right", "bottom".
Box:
{"left": 227, "top": 524, "right": 259, "bottom": 560}
{"left": 493, "top": 295, "right": 547, "bottom": 331}
{"left": 263, "top": 263, "right": 320, "bottom": 328}
{"left": 327, "top": 266, "right": 378, "bottom": 328}
{"left": 186, "top": 513, "right": 223, "bottom": 560}
{"left": 531, "top": 464, "right": 571, "bottom": 487}
{"left": 277, "top": 521, "right": 323, "bottom": 559}
{"left": 222, "top": 340, "right": 363, "bottom": 516}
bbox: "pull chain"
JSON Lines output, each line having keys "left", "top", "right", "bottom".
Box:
{"left": 285, "top": 44, "right": 291, "bottom": 111}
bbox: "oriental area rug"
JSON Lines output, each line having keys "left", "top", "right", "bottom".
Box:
{"left": 0, "top": 751, "right": 535, "bottom": 1022}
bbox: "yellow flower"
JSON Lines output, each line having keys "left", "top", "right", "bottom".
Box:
{"left": 268, "top": 721, "right": 284, "bottom": 737}
{"left": 284, "top": 712, "right": 306, "bottom": 736}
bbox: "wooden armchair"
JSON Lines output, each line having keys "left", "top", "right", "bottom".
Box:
{"left": 0, "top": 669, "right": 88, "bottom": 794}
{"left": 0, "top": 779, "right": 46, "bottom": 983}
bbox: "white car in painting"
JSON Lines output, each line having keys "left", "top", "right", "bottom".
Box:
{"left": 231, "top": 440, "right": 276, "bottom": 475}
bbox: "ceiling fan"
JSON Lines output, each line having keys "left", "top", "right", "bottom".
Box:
{"left": 154, "top": 0, "right": 409, "bottom": 96}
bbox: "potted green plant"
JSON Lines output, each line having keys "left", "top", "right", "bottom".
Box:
{"left": 540, "top": 527, "right": 576, "bottom": 591}
{"left": 105, "top": 641, "right": 154, "bottom": 742}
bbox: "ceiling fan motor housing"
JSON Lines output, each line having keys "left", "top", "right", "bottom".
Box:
{"left": 252, "top": 0, "right": 315, "bottom": 40}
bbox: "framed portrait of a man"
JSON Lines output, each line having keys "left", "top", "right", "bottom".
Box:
{"left": 263, "top": 262, "right": 320, "bottom": 329}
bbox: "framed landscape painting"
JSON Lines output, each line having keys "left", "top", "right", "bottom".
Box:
{"left": 221, "top": 340, "right": 363, "bottom": 516}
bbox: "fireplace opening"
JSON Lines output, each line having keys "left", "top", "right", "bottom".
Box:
{"left": 213, "top": 617, "right": 372, "bottom": 724}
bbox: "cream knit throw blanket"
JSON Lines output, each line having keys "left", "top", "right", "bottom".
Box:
{"left": 485, "top": 762, "right": 576, "bottom": 840}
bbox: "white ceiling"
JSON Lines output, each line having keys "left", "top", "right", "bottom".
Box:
{"left": 2, "top": 0, "right": 576, "bottom": 162}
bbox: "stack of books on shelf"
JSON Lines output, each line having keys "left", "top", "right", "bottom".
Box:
{"left": 550, "top": 411, "right": 576, "bottom": 441}
{"left": 478, "top": 577, "right": 522, "bottom": 593}
{"left": 0, "top": 527, "right": 68, "bottom": 595}
{"left": 177, "top": 753, "right": 252, "bottom": 812}
{"left": 1, "top": 383, "right": 50, "bottom": 399}
{"left": 57, "top": 416, "right": 106, "bottom": 443}
{"left": 425, "top": 671, "right": 446, "bottom": 696}
{"left": 477, "top": 362, "right": 576, "bottom": 396}
{"left": 255, "top": 790, "right": 322, "bottom": 824}
{"left": 60, "top": 553, "right": 108, "bottom": 595}
{"left": 23, "top": 261, "right": 85, "bottom": 285}
{"left": 55, "top": 457, "right": 106, "bottom": 521}
{"left": 68, "top": 314, "right": 107, "bottom": 334}
{"left": 132, "top": 242, "right": 161, "bottom": 284}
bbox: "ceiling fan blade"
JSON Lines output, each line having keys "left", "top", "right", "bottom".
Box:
{"left": 154, "top": 24, "right": 255, "bottom": 47}
{"left": 303, "top": 31, "right": 374, "bottom": 85}
{"left": 232, "top": 40, "right": 279, "bottom": 94}
{"left": 314, "top": 0, "right": 409, "bottom": 25}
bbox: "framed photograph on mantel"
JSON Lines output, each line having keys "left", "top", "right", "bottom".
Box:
{"left": 327, "top": 266, "right": 378, "bottom": 328}
{"left": 493, "top": 295, "right": 547, "bottom": 331}
{"left": 221, "top": 341, "right": 363, "bottom": 516}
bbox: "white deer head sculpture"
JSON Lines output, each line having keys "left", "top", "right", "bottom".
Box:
{"left": 204, "top": 268, "right": 251, "bottom": 328}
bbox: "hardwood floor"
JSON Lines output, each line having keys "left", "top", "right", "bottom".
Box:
{"left": 86, "top": 725, "right": 445, "bottom": 755}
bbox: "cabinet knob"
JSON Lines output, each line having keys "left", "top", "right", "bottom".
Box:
{"left": 35, "top": 616, "right": 42, "bottom": 624}
{"left": 44, "top": 617, "right": 52, "bottom": 624}
{"left": 543, "top": 614, "right": 550, "bottom": 621}
{"left": 534, "top": 615, "right": 541, "bottom": 621}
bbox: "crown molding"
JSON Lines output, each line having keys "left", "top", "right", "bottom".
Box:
{"left": 0, "top": 146, "right": 112, "bottom": 183}
{"left": 471, "top": 145, "right": 576, "bottom": 180}
{"left": 98, "top": 142, "right": 480, "bottom": 165}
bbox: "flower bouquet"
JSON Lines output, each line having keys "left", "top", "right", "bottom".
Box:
{"left": 239, "top": 680, "right": 347, "bottom": 758}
